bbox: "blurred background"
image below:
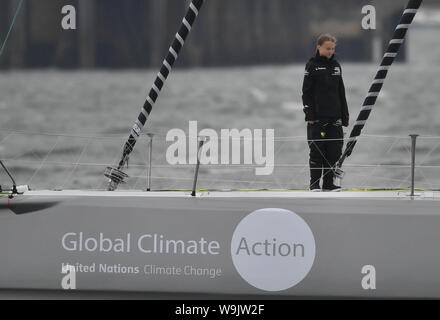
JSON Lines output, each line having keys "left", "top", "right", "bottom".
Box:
{"left": 2, "top": 0, "right": 440, "bottom": 68}
{"left": 1, "top": 0, "right": 440, "bottom": 191}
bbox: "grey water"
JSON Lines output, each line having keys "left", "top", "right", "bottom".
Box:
{"left": 1, "top": 61, "right": 439, "bottom": 191}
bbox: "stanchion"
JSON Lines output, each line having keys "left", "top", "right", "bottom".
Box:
{"left": 191, "top": 137, "right": 206, "bottom": 197}
{"left": 410, "top": 134, "right": 419, "bottom": 197}
{"left": 146, "top": 133, "right": 154, "bottom": 191}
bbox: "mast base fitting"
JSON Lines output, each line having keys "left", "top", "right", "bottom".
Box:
{"left": 104, "top": 167, "right": 129, "bottom": 191}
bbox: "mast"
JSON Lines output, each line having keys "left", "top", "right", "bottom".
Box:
{"left": 334, "top": 0, "right": 423, "bottom": 182}
{"left": 105, "top": 0, "right": 206, "bottom": 191}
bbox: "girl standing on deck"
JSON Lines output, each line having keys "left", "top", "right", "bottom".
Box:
{"left": 302, "top": 34, "right": 350, "bottom": 191}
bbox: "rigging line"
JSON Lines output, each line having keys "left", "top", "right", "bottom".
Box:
{"left": 26, "top": 136, "right": 60, "bottom": 186}
{"left": 244, "top": 139, "right": 289, "bottom": 188}
{"left": 132, "top": 167, "right": 147, "bottom": 191}
{"left": 0, "top": 159, "right": 17, "bottom": 185}
{"left": 107, "top": 0, "right": 206, "bottom": 191}
{"left": 360, "top": 134, "right": 413, "bottom": 139}
{"left": 308, "top": 139, "right": 336, "bottom": 180}
{"left": 416, "top": 168, "right": 435, "bottom": 191}
{"left": 131, "top": 137, "right": 155, "bottom": 191}
{"left": 0, "top": 132, "right": 12, "bottom": 147}
{"left": 128, "top": 173, "right": 424, "bottom": 190}
{"left": 347, "top": 172, "right": 413, "bottom": 187}
{"left": 2, "top": 128, "right": 440, "bottom": 142}
{"left": 3, "top": 159, "right": 440, "bottom": 169}
{"left": 396, "top": 172, "right": 413, "bottom": 189}
{"left": 0, "top": 0, "right": 25, "bottom": 58}
{"left": 415, "top": 140, "right": 440, "bottom": 167}
{"left": 0, "top": 0, "right": 24, "bottom": 190}
{"left": 335, "top": 0, "right": 423, "bottom": 174}
{"left": 128, "top": 175, "right": 276, "bottom": 185}
{"left": 60, "top": 138, "right": 92, "bottom": 190}
{"left": 0, "top": 128, "right": 135, "bottom": 140}
{"left": 358, "top": 137, "right": 401, "bottom": 187}
{"left": 396, "top": 160, "right": 435, "bottom": 190}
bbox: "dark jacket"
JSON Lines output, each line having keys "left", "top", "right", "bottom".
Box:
{"left": 302, "top": 51, "right": 349, "bottom": 126}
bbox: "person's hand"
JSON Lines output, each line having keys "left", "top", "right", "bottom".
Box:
{"left": 308, "top": 120, "right": 315, "bottom": 125}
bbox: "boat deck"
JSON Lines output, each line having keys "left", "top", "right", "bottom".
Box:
{"left": 15, "top": 189, "right": 440, "bottom": 202}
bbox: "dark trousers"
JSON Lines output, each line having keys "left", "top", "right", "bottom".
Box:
{"left": 307, "top": 122, "right": 343, "bottom": 188}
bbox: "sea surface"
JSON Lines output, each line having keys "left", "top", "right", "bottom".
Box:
{"left": 1, "top": 62, "right": 439, "bottom": 191}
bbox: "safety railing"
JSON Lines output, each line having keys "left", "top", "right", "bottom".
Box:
{"left": 1, "top": 129, "right": 439, "bottom": 193}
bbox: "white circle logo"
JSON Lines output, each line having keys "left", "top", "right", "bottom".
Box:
{"left": 231, "top": 208, "right": 316, "bottom": 292}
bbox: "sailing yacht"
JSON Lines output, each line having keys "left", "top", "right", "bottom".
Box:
{"left": 2, "top": 0, "right": 439, "bottom": 299}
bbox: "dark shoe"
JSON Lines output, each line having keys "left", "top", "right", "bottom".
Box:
{"left": 309, "top": 187, "right": 321, "bottom": 192}
{"left": 322, "top": 184, "right": 342, "bottom": 192}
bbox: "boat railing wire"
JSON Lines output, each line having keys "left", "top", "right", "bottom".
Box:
{"left": 0, "top": 129, "right": 439, "bottom": 191}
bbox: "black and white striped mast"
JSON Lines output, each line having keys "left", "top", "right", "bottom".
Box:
{"left": 334, "top": 0, "right": 423, "bottom": 182}
{"left": 105, "top": 0, "right": 206, "bottom": 191}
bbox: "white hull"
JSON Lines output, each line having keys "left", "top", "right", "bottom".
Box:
{"left": 1, "top": 189, "right": 440, "bottom": 298}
